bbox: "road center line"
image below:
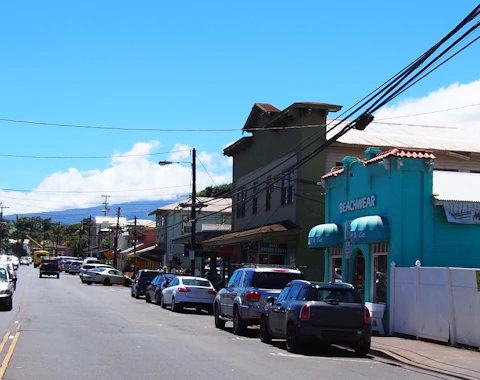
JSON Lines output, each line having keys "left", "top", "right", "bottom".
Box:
{"left": 0, "top": 325, "right": 21, "bottom": 379}
{"left": 0, "top": 333, "right": 10, "bottom": 356}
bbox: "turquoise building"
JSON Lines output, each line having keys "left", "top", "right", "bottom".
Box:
{"left": 309, "top": 146, "right": 480, "bottom": 313}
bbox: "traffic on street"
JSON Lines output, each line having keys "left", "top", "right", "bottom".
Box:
{"left": 0, "top": 263, "right": 458, "bottom": 380}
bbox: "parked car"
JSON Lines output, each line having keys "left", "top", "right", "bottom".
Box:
{"left": 145, "top": 273, "right": 177, "bottom": 304}
{"left": 214, "top": 264, "right": 305, "bottom": 335}
{"left": 39, "top": 257, "right": 60, "bottom": 278}
{"left": 79, "top": 264, "right": 113, "bottom": 282}
{"left": 0, "top": 267, "right": 14, "bottom": 311}
{"left": 0, "top": 262, "right": 17, "bottom": 290}
{"left": 82, "top": 267, "right": 131, "bottom": 286}
{"left": 131, "top": 270, "right": 161, "bottom": 299}
{"left": 8, "top": 256, "right": 19, "bottom": 270}
{"left": 60, "top": 260, "right": 73, "bottom": 272}
{"left": 160, "top": 276, "right": 216, "bottom": 313}
{"left": 259, "top": 280, "right": 372, "bottom": 355}
{"left": 68, "top": 260, "right": 83, "bottom": 275}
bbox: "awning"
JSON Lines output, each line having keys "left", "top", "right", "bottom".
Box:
{"left": 125, "top": 245, "right": 156, "bottom": 258}
{"left": 350, "top": 215, "right": 389, "bottom": 244}
{"left": 308, "top": 223, "right": 343, "bottom": 248}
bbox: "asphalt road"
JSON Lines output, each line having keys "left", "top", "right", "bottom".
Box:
{"left": 0, "top": 265, "right": 456, "bottom": 380}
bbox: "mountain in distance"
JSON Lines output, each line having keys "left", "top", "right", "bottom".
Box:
{"left": 4, "top": 197, "right": 185, "bottom": 225}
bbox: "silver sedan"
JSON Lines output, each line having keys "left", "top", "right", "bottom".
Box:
{"left": 82, "top": 268, "right": 131, "bottom": 287}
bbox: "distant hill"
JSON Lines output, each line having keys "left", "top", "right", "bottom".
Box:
{"left": 3, "top": 197, "right": 185, "bottom": 225}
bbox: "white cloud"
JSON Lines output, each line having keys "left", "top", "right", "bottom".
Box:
{"left": 374, "top": 79, "right": 480, "bottom": 135}
{"left": 1, "top": 140, "right": 232, "bottom": 215}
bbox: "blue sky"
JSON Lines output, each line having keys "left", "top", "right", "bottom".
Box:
{"left": 1, "top": 1, "right": 479, "bottom": 217}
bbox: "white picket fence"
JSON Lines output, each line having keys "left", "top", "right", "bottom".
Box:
{"left": 389, "top": 263, "right": 480, "bottom": 348}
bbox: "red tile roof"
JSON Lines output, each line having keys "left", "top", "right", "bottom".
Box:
{"left": 321, "top": 167, "right": 344, "bottom": 179}
{"left": 365, "top": 148, "right": 436, "bottom": 164}
{"left": 321, "top": 148, "right": 436, "bottom": 179}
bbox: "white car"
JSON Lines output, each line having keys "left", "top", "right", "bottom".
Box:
{"left": 0, "top": 267, "right": 14, "bottom": 311}
{"left": 79, "top": 264, "right": 113, "bottom": 282}
{"left": 82, "top": 267, "right": 131, "bottom": 287}
{"left": 160, "top": 276, "right": 216, "bottom": 313}
{"left": 7, "top": 256, "right": 19, "bottom": 270}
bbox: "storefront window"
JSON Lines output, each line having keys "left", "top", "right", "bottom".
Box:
{"left": 373, "top": 254, "right": 388, "bottom": 303}
{"left": 259, "top": 253, "right": 285, "bottom": 265}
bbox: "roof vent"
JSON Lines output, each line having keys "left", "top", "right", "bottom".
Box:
{"left": 364, "top": 147, "right": 382, "bottom": 160}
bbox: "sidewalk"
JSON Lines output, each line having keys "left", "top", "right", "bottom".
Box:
{"left": 371, "top": 336, "right": 480, "bottom": 380}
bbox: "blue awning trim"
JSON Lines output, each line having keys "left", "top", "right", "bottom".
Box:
{"left": 308, "top": 223, "right": 343, "bottom": 248}
{"left": 350, "top": 215, "right": 389, "bottom": 244}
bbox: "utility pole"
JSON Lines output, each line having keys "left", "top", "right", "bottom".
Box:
{"left": 88, "top": 215, "right": 92, "bottom": 257}
{"left": 113, "top": 207, "right": 121, "bottom": 269}
{"left": 0, "top": 204, "right": 9, "bottom": 255}
{"left": 133, "top": 216, "right": 137, "bottom": 274}
{"left": 101, "top": 195, "right": 111, "bottom": 216}
{"left": 190, "top": 148, "right": 196, "bottom": 276}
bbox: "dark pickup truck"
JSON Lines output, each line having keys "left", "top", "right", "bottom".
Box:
{"left": 39, "top": 258, "right": 60, "bottom": 278}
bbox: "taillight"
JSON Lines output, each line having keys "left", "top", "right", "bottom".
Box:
{"left": 57, "top": 265, "right": 61, "bottom": 269}
{"left": 364, "top": 307, "right": 371, "bottom": 324}
{"left": 245, "top": 291, "right": 261, "bottom": 302}
{"left": 178, "top": 287, "right": 191, "bottom": 293}
{"left": 39, "top": 264, "right": 42, "bottom": 269}
{"left": 208, "top": 289, "right": 217, "bottom": 295}
{"left": 300, "top": 304, "right": 310, "bottom": 321}
{"left": 138, "top": 279, "right": 143, "bottom": 286}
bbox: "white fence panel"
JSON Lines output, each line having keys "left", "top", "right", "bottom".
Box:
{"left": 450, "top": 268, "right": 480, "bottom": 348}
{"left": 392, "top": 268, "right": 416, "bottom": 336}
{"left": 391, "top": 265, "right": 480, "bottom": 348}
{"left": 417, "top": 268, "right": 449, "bottom": 342}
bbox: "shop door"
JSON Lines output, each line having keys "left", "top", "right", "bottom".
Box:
{"left": 354, "top": 251, "right": 365, "bottom": 302}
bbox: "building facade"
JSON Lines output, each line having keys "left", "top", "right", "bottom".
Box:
{"left": 310, "top": 147, "right": 480, "bottom": 330}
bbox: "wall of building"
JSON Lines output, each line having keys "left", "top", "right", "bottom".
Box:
{"left": 432, "top": 205, "right": 480, "bottom": 268}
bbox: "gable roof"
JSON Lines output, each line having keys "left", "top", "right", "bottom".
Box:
{"left": 327, "top": 120, "right": 480, "bottom": 153}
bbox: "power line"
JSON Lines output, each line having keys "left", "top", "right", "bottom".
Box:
{"left": 376, "top": 103, "right": 480, "bottom": 121}
{"left": 0, "top": 184, "right": 190, "bottom": 194}
{"left": 0, "top": 149, "right": 190, "bottom": 159}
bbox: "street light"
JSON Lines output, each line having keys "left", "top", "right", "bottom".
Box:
{"left": 159, "top": 148, "right": 197, "bottom": 275}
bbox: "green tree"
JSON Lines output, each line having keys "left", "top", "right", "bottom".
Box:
{"left": 197, "top": 183, "right": 232, "bottom": 197}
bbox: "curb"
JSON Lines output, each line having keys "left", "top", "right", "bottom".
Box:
{"left": 370, "top": 347, "right": 477, "bottom": 380}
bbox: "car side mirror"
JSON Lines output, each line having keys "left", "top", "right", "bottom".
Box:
{"left": 267, "top": 296, "right": 275, "bottom": 304}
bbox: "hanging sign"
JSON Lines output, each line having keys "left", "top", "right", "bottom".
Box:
{"left": 443, "top": 202, "right": 480, "bottom": 225}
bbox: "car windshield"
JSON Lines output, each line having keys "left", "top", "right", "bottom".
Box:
{"left": 182, "top": 279, "right": 211, "bottom": 287}
{"left": 307, "top": 288, "right": 362, "bottom": 304}
{"left": 250, "top": 272, "right": 304, "bottom": 289}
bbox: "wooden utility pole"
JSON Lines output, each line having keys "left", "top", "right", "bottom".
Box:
{"left": 113, "top": 207, "right": 121, "bottom": 269}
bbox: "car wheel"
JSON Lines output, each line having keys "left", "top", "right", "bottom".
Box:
{"left": 6, "top": 297, "right": 13, "bottom": 311}
{"left": 171, "top": 297, "right": 181, "bottom": 312}
{"left": 259, "top": 316, "right": 272, "bottom": 344}
{"left": 131, "top": 288, "right": 134, "bottom": 298}
{"left": 353, "top": 341, "right": 371, "bottom": 357}
{"left": 123, "top": 279, "right": 130, "bottom": 287}
{"left": 160, "top": 294, "right": 166, "bottom": 309}
{"left": 86, "top": 282, "right": 92, "bottom": 285}
{"left": 103, "top": 278, "right": 111, "bottom": 286}
{"left": 57, "top": 274, "right": 60, "bottom": 279}
{"left": 145, "top": 294, "right": 151, "bottom": 303}
{"left": 286, "top": 322, "right": 301, "bottom": 353}
{"left": 39, "top": 273, "right": 42, "bottom": 278}
{"left": 233, "top": 307, "right": 247, "bottom": 335}
{"left": 134, "top": 287, "right": 139, "bottom": 299}
{"left": 214, "top": 303, "right": 225, "bottom": 329}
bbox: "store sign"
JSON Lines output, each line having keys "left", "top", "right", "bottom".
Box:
{"left": 259, "top": 243, "right": 288, "bottom": 255}
{"left": 443, "top": 202, "right": 480, "bottom": 225}
{"left": 340, "top": 195, "right": 376, "bottom": 214}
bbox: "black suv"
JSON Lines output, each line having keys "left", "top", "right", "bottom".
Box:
{"left": 131, "top": 269, "right": 161, "bottom": 299}
{"left": 39, "top": 258, "right": 60, "bottom": 278}
{"left": 214, "top": 265, "right": 304, "bottom": 335}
